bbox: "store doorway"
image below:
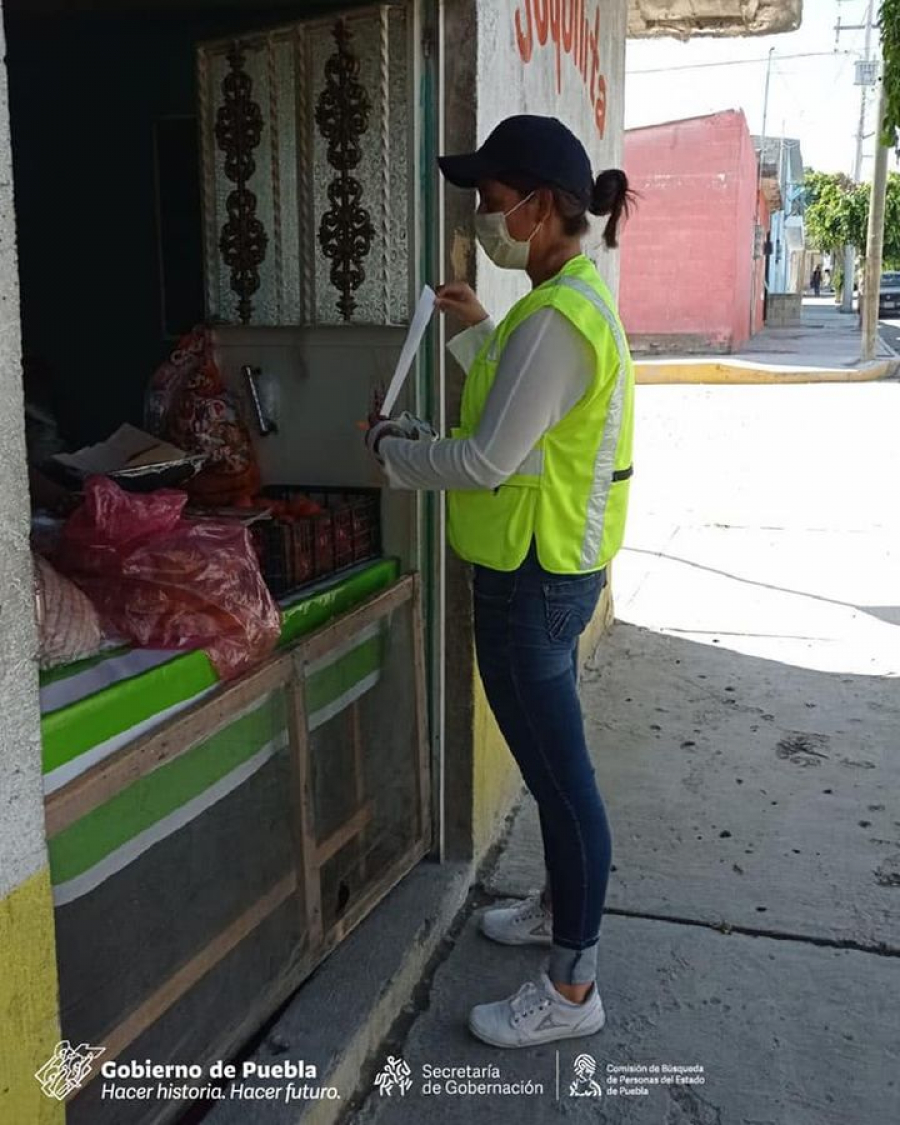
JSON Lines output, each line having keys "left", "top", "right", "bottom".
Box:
{"left": 4, "top": 1, "right": 441, "bottom": 1120}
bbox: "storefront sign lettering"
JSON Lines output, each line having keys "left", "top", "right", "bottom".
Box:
{"left": 514, "top": 0, "right": 607, "bottom": 138}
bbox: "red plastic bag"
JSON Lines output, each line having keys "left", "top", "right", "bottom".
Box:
{"left": 57, "top": 477, "right": 281, "bottom": 680}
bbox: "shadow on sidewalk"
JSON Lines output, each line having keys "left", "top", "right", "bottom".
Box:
{"left": 355, "top": 619, "right": 899, "bottom": 1125}
{"left": 490, "top": 621, "right": 899, "bottom": 950}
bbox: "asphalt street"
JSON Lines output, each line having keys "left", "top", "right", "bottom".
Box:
{"left": 877, "top": 315, "right": 900, "bottom": 354}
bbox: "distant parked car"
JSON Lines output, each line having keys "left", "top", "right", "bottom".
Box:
{"left": 878, "top": 271, "right": 900, "bottom": 316}
{"left": 857, "top": 271, "right": 900, "bottom": 319}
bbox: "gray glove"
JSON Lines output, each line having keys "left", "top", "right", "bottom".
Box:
{"left": 366, "top": 412, "right": 437, "bottom": 462}
{"left": 393, "top": 411, "right": 438, "bottom": 441}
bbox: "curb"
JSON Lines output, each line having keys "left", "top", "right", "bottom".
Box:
{"left": 634, "top": 358, "right": 898, "bottom": 385}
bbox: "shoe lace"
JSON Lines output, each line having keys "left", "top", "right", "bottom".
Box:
{"left": 510, "top": 980, "right": 551, "bottom": 1023}
{"left": 519, "top": 893, "right": 549, "bottom": 923}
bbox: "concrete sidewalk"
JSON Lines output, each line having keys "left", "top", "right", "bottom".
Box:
{"left": 349, "top": 381, "right": 900, "bottom": 1125}
{"left": 636, "top": 297, "right": 898, "bottom": 384}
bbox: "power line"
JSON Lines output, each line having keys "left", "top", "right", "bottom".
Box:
{"left": 627, "top": 50, "right": 854, "bottom": 75}
{"left": 768, "top": 52, "right": 852, "bottom": 138}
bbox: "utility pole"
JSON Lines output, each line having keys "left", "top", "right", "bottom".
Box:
{"left": 862, "top": 76, "right": 889, "bottom": 361}
{"left": 779, "top": 128, "right": 787, "bottom": 291}
{"left": 838, "top": 0, "right": 876, "bottom": 312}
{"left": 757, "top": 48, "right": 774, "bottom": 196}
{"left": 752, "top": 48, "right": 775, "bottom": 335}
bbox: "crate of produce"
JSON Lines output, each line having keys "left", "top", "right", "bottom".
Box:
{"left": 289, "top": 518, "right": 316, "bottom": 588}
{"left": 256, "top": 486, "right": 381, "bottom": 597}
{"left": 250, "top": 519, "right": 291, "bottom": 599}
{"left": 305, "top": 490, "right": 380, "bottom": 565}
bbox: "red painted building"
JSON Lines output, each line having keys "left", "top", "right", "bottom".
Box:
{"left": 619, "top": 110, "right": 769, "bottom": 354}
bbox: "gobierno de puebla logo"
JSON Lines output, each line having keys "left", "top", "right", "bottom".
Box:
{"left": 36, "top": 1045, "right": 339, "bottom": 1106}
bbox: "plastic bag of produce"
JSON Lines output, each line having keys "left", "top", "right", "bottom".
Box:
{"left": 144, "top": 325, "right": 260, "bottom": 505}
{"left": 33, "top": 553, "right": 105, "bottom": 670}
{"left": 57, "top": 477, "right": 281, "bottom": 679}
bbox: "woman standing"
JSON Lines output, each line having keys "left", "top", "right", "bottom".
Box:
{"left": 365, "top": 115, "right": 635, "bottom": 1049}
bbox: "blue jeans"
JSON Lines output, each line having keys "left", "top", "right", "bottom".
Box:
{"left": 473, "top": 542, "right": 612, "bottom": 985}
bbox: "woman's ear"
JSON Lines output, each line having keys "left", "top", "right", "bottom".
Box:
{"left": 537, "top": 186, "right": 555, "bottom": 222}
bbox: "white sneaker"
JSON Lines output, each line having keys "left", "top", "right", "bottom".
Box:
{"left": 468, "top": 970, "right": 606, "bottom": 1048}
{"left": 479, "top": 892, "right": 553, "bottom": 946}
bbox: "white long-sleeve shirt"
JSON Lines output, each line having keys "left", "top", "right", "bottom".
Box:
{"left": 380, "top": 306, "right": 594, "bottom": 491}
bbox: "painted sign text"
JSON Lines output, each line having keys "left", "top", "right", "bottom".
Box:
{"left": 514, "top": 0, "right": 607, "bottom": 138}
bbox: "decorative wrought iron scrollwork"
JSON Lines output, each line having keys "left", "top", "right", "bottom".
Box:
{"left": 315, "top": 19, "right": 374, "bottom": 321}
{"left": 215, "top": 44, "right": 268, "bottom": 323}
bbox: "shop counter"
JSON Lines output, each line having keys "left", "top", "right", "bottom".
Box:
{"left": 43, "top": 560, "right": 431, "bottom": 1125}
{"left": 41, "top": 557, "right": 399, "bottom": 906}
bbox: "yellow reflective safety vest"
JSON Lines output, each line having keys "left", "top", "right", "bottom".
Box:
{"left": 447, "top": 254, "right": 634, "bottom": 574}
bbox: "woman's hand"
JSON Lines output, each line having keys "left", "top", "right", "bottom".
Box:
{"left": 365, "top": 417, "right": 407, "bottom": 462}
{"left": 434, "top": 282, "right": 488, "bottom": 329}
{"left": 363, "top": 385, "right": 407, "bottom": 462}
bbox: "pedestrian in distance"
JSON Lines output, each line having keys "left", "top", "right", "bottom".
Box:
{"left": 365, "top": 114, "right": 636, "bottom": 1049}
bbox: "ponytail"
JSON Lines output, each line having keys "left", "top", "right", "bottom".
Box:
{"left": 501, "top": 167, "right": 636, "bottom": 245}
{"left": 590, "top": 169, "right": 635, "bottom": 249}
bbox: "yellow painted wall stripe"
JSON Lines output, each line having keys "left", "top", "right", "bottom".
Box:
{"left": 0, "top": 867, "right": 63, "bottom": 1125}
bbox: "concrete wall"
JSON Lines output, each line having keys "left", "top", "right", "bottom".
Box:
{"left": 619, "top": 110, "right": 761, "bottom": 353}
{"left": 766, "top": 292, "right": 803, "bottom": 326}
{"left": 0, "top": 13, "right": 63, "bottom": 1123}
{"left": 627, "top": 0, "right": 802, "bottom": 37}
{"left": 441, "top": 0, "right": 627, "bottom": 861}
{"left": 734, "top": 122, "right": 767, "bottom": 340}
{"left": 475, "top": 0, "right": 627, "bottom": 314}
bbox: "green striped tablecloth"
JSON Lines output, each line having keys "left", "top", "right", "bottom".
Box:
{"left": 44, "top": 559, "right": 398, "bottom": 905}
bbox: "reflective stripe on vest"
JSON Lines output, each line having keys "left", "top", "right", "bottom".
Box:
{"left": 556, "top": 276, "right": 633, "bottom": 569}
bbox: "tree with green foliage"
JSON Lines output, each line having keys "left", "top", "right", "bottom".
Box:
{"left": 804, "top": 169, "right": 900, "bottom": 273}
{"left": 804, "top": 171, "right": 858, "bottom": 251}
{"left": 882, "top": 0, "right": 900, "bottom": 145}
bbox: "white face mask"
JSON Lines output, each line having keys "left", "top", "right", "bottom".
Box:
{"left": 474, "top": 191, "right": 544, "bottom": 270}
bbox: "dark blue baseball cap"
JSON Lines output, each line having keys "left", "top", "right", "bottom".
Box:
{"left": 438, "top": 115, "right": 593, "bottom": 206}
